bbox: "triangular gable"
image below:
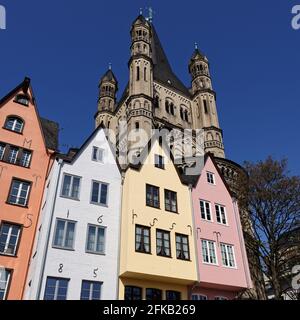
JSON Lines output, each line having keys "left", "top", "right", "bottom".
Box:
{"left": 0, "top": 77, "right": 59, "bottom": 152}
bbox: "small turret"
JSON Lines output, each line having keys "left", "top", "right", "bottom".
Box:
{"left": 98, "top": 68, "right": 118, "bottom": 112}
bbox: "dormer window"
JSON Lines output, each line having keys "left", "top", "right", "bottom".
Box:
{"left": 4, "top": 116, "right": 24, "bottom": 133}
{"left": 14, "top": 94, "right": 30, "bottom": 106}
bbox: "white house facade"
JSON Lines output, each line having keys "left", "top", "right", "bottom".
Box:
{"left": 25, "top": 127, "right": 122, "bottom": 300}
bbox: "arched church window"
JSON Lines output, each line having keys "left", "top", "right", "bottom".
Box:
{"left": 144, "top": 67, "right": 147, "bottom": 81}
{"left": 136, "top": 66, "right": 140, "bottom": 81}
{"left": 203, "top": 99, "right": 208, "bottom": 114}
{"left": 180, "top": 108, "right": 184, "bottom": 120}
{"left": 184, "top": 110, "right": 189, "bottom": 122}
{"left": 154, "top": 96, "right": 160, "bottom": 108}
{"left": 165, "top": 101, "right": 170, "bottom": 114}
{"left": 170, "top": 103, "right": 175, "bottom": 116}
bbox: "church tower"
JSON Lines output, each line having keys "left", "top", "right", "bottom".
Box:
{"left": 189, "top": 47, "right": 225, "bottom": 158}
{"left": 126, "top": 15, "right": 154, "bottom": 158}
{"left": 95, "top": 68, "right": 118, "bottom": 129}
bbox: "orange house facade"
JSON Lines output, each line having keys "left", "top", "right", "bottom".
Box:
{"left": 0, "top": 78, "right": 58, "bottom": 300}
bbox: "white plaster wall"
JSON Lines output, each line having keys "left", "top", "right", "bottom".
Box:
{"left": 25, "top": 128, "right": 122, "bottom": 300}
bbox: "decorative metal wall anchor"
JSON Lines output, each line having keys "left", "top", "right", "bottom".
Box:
{"left": 187, "top": 225, "right": 193, "bottom": 236}
{"left": 67, "top": 210, "right": 70, "bottom": 218}
{"left": 24, "top": 214, "right": 33, "bottom": 228}
{"left": 23, "top": 138, "right": 32, "bottom": 149}
{"left": 196, "top": 227, "right": 201, "bottom": 239}
{"left": 169, "top": 223, "right": 176, "bottom": 231}
{"left": 58, "top": 264, "right": 64, "bottom": 273}
{"left": 32, "top": 174, "right": 41, "bottom": 187}
{"left": 132, "top": 210, "right": 137, "bottom": 224}
{"left": 0, "top": 165, "right": 7, "bottom": 179}
{"left": 93, "top": 268, "right": 99, "bottom": 278}
{"left": 150, "top": 218, "right": 158, "bottom": 227}
{"left": 213, "top": 231, "right": 222, "bottom": 246}
{"left": 97, "top": 215, "right": 103, "bottom": 224}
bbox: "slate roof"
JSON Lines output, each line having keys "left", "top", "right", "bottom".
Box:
{"left": 40, "top": 117, "right": 59, "bottom": 151}
{"left": 151, "top": 26, "right": 191, "bottom": 97}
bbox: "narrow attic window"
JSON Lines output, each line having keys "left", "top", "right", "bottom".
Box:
{"left": 92, "top": 147, "right": 104, "bottom": 163}
{"left": 14, "top": 94, "right": 30, "bottom": 107}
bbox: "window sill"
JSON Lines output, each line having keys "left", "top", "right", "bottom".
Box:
{"left": 176, "top": 257, "right": 191, "bottom": 262}
{"left": 0, "top": 159, "right": 30, "bottom": 169}
{"left": 60, "top": 195, "right": 80, "bottom": 202}
{"left": 52, "top": 246, "right": 75, "bottom": 252}
{"left": 146, "top": 204, "right": 160, "bottom": 210}
{"left": 6, "top": 201, "right": 29, "bottom": 208}
{"left": 90, "top": 201, "right": 108, "bottom": 208}
{"left": 2, "top": 127, "right": 24, "bottom": 135}
{"left": 135, "top": 250, "right": 152, "bottom": 255}
{"left": 85, "top": 250, "right": 106, "bottom": 256}
{"left": 0, "top": 252, "right": 17, "bottom": 258}
{"left": 202, "top": 262, "right": 219, "bottom": 267}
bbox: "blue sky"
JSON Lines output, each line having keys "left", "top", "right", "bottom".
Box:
{"left": 0, "top": 0, "right": 299, "bottom": 174}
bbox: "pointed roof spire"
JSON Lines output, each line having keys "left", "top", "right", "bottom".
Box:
{"left": 99, "top": 67, "right": 118, "bottom": 88}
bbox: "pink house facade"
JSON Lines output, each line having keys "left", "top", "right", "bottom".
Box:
{"left": 190, "top": 154, "right": 252, "bottom": 300}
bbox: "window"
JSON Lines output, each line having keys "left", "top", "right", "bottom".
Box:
{"left": 125, "top": 286, "right": 142, "bottom": 300}
{"left": 192, "top": 294, "right": 208, "bottom": 300}
{"left": 144, "top": 67, "right": 147, "bottom": 81}
{"left": 53, "top": 219, "right": 76, "bottom": 250}
{"left": 146, "top": 288, "right": 162, "bottom": 301}
{"left": 154, "top": 96, "right": 160, "bottom": 108}
{"left": 176, "top": 234, "right": 190, "bottom": 260}
{"left": 165, "top": 189, "right": 177, "bottom": 213}
{"left": 201, "top": 240, "right": 217, "bottom": 264}
{"left": 200, "top": 200, "right": 212, "bottom": 221}
{"left": 156, "top": 229, "right": 171, "bottom": 257}
{"left": 165, "top": 101, "right": 170, "bottom": 113}
{"left": 91, "top": 181, "right": 108, "bottom": 206}
{"left": 180, "top": 108, "right": 184, "bottom": 120}
{"left": 154, "top": 154, "right": 164, "bottom": 169}
{"left": 215, "top": 204, "right": 227, "bottom": 225}
{"left": 8, "top": 179, "right": 31, "bottom": 206}
{"left": 203, "top": 99, "right": 208, "bottom": 114}
{"left": 207, "top": 172, "right": 215, "bottom": 184}
{"left": 170, "top": 103, "right": 175, "bottom": 116}
{"left": 92, "top": 147, "right": 104, "bottom": 163}
{"left": 8, "top": 147, "right": 19, "bottom": 164}
{"left": 0, "top": 143, "right": 5, "bottom": 160}
{"left": 15, "top": 94, "right": 30, "bottom": 106}
{"left": 215, "top": 296, "right": 228, "bottom": 300}
{"left": 4, "top": 117, "right": 24, "bottom": 133}
{"left": 80, "top": 281, "right": 102, "bottom": 300}
{"left": 184, "top": 110, "right": 189, "bottom": 122}
{"left": 166, "top": 291, "right": 181, "bottom": 300}
{"left": 86, "top": 225, "right": 105, "bottom": 254}
{"left": 135, "top": 122, "right": 140, "bottom": 131}
{"left": 135, "top": 225, "right": 151, "bottom": 254}
{"left": 146, "top": 184, "right": 160, "bottom": 208}
{"left": 220, "top": 243, "right": 236, "bottom": 268}
{"left": 0, "top": 223, "right": 21, "bottom": 256}
{"left": 136, "top": 66, "right": 140, "bottom": 81}
{"left": 61, "top": 174, "right": 81, "bottom": 200}
{"left": 44, "top": 277, "right": 69, "bottom": 300}
{"left": 19, "top": 150, "right": 32, "bottom": 168}
{"left": 0, "top": 269, "right": 11, "bottom": 300}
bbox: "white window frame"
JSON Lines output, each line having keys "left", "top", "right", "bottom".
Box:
{"left": 20, "top": 150, "right": 32, "bottom": 168}
{"left": 207, "top": 171, "right": 215, "bottom": 185}
{"left": 5, "top": 117, "right": 24, "bottom": 133}
{"left": 52, "top": 219, "right": 76, "bottom": 250}
{"left": 86, "top": 224, "right": 106, "bottom": 255}
{"left": 201, "top": 239, "right": 218, "bottom": 265}
{"left": 215, "top": 204, "right": 228, "bottom": 225}
{"left": 200, "top": 200, "right": 213, "bottom": 222}
{"left": 92, "top": 147, "right": 104, "bottom": 163}
{"left": 220, "top": 243, "right": 236, "bottom": 268}
{"left": 90, "top": 180, "right": 109, "bottom": 206}
{"left": 0, "top": 223, "right": 21, "bottom": 256}
{"left": 9, "top": 179, "right": 31, "bottom": 206}
{"left": 60, "top": 173, "right": 81, "bottom": 200}
{"left": 0, "top": 144, "right": 6, "bottom": 160}
{"left": 192, "top": 294, "right": 208, "bottom": 300}
{"left": 8, "top": 147, "right": 19, "bottom": 164}
{"left": 0, "top": 269, "right": 11, "bottom": 300}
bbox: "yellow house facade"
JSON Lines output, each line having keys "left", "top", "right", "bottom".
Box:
{"left": 119, "top": 139, "right": 198, "bottom": 300}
